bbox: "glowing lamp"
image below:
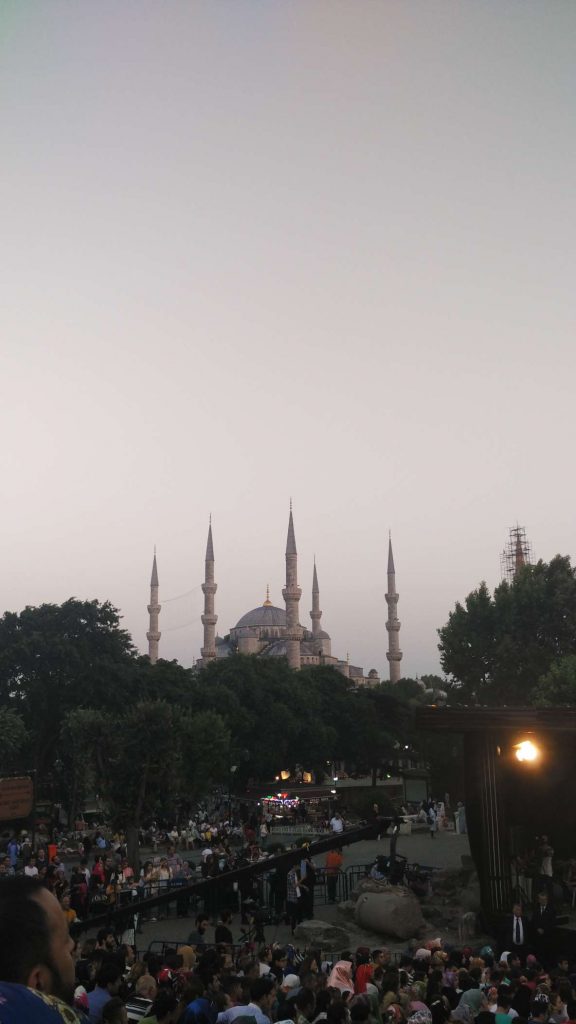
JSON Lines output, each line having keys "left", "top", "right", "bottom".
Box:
{"left": 280, "top": 770, "right": 290, "bottom": 781}
{"left": 514, "top": 739, "right": 540, "bottom": 762}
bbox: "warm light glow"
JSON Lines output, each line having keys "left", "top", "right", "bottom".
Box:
{"left": 280, "top": 770, "right": 290, "bottom": 781}
{"left": 515, "top": 739, "right": 540, "bottom": 762}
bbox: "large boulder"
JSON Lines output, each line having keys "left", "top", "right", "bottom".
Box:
{"left": 293, "top": 919, "right": 351, "bottom": 950}
{"left": 355, "top": 889, "right": 426, "bottom": 940}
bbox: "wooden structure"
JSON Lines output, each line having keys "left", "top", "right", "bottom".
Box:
{"left": 417, "top": 706, "right": 576, "bottom": 916}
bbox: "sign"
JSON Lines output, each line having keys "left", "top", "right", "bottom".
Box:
{"left": 0, "top": 777, "right": 34, "bottom": 822}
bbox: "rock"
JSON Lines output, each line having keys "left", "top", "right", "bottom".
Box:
{"left": 336, "top": 900, "right": 357, "bottom": 921}
{"left": 355, "top": 889, "right": 426, "bottom": 940}
{"left": 293, "top": 919, "right": 351, "bottom": 950}
{"left": 350, "top": 877, "right": 396, "bottom": 900}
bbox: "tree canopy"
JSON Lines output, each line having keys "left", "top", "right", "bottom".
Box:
{"left": 438, "top": 556, "right": 576, "bottom": 705}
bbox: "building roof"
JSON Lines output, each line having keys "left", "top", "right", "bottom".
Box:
{"left": 235, "top": 604, "right": 287, "bottom": 629}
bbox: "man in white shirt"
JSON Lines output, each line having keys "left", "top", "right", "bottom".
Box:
{"left": 24, "top": 855, "right": 39, "bottom": 878}
{"left": 330, "top": 813, "right": 344, "bottom": 834}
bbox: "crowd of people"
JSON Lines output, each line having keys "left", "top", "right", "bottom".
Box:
{"left": 1, "top": 875, "right": 576, "bottom": 1024}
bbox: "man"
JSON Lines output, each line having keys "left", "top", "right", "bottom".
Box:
{"left": 503, "top": 902, "right": 529, "bottom": 962}
{"left": 188, "top": 913, "right": 210, "bottom": 946}
{"left": 25, "top": 853, "right": 40, "bottom": 878}
{"left": 527, "top": 993, "right": 550, "bottom": 1024}
{"left": 86, "top": 963, "right": 123, "bottom": 1024}
{"left": 229, "top": 977, "right": 276, "bottom": 1024}
{"left": 0, "top": 876, "right": 78, "bottom": 1016}
{"left": 532, "top": 891, "right": 556, "bottom": 967}
{"left": 329, "top": 813, "right": 344, "bottom": 835}
{"left": 7, "top": 836, "right": 20, "bottom": 872}
{"left": 215, "top": 909, "right": 234, "bottom": 945}
{"left": 325, "top": 846, "right": 343, "bottom": 903}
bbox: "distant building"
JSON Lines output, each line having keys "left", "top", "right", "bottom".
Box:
{"left": 147, "top": 507, "right": 403, "bottom": 685}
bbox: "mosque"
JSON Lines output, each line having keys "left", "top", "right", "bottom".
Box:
{"left": 146, "top": 507, "right": 402, "bottom": 686}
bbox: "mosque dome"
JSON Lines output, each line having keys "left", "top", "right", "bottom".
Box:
{"left": 234, "top": 604, "right": 286, "bottom": 629}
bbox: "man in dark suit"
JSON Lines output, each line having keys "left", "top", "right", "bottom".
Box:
{"left": 502, "top": 901, "right": 530, "bottom": 963}
{"left": 532, "top": 890, "right": 556, "bottom": 965}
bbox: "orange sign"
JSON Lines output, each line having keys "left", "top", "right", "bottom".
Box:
{"left": 0, "top": 777, "right": 34, "bottom": 821}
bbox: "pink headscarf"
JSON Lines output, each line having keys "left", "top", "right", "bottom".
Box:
{"left": 327, "top": 960, "right": 354, "bottom": 994}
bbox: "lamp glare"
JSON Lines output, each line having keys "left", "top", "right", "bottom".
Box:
{"left": 515, "top": 740, "right": 539, "bottom": 762}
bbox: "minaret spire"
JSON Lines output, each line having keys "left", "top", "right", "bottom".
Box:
{"left": 201, "top": 519, "right": 217, "bottom": 663}
{"left": 310, "top": 558, "right": 322, "bottom": 638}
{"left": 385, "top": 533, "right": 402, "bottom": 683}
{"left": 282, "top": 504, "right": 302, "bottom": 670}
{"left": 147, "top": 549, "right": 161, "bottom": 664}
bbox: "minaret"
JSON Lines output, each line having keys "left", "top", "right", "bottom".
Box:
{"left": 310, "top": 559, "right": 322, "bottom": 639}
{"left": 385, "top": 533, "right": 403, "bottom": 683}
{"left": 201, "top": 518, "right": 217, "bottom": 663}
{"left": 282, "top": 503, "right": 302, "bottom": 670}
{"left": 147, "top": 548, "right": 161, "bottom": 665}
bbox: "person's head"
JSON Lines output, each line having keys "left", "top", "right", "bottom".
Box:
{"left": 220, "top": 909, "right": 233, "bottom": 924}
{"left": 250, "top": 976, "right": 276, "bottom": 1012}
{"left": 272, "top": 947, "right": 288, "bottom": 969}
{"left": 96, "top": 962, "right": 122, "bottom": 995}
{"left": 512, "top": 902, "right": 522, "bottom": 917}
{"left": 102, "top": 996, "right": 128, "bottom": 1024}
{"left": 149, "top": 989, "right": 179, "bottom": 1023}
{"left": 136, "top": 972, "right": 158, "bottom": 999}
{"left": 497, "top": 990, "right": 512, "bottom": 1011}
{"left": 530, "top": 994, "right": 550, "bottom": 1022}
{"left": 373, "top": 949, "right": 391, "bottom": 967}
{"left": 196, "top": 913, "right": 209, "bottom": 932}
{"left": 295, "top": 987, "right": 316, "bottom": 1021}
{"left": 538, "top": 891, "right": 549, "bottom": 908}
{"left": 350, "top": 996, "right": 371, "bottom": 1023}
{"left": 0, "top": 877, "right": 76, "bottom": 1004}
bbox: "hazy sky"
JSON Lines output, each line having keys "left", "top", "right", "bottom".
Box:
{"left": 2, "top": 1, "right": 575, "bottom": 677}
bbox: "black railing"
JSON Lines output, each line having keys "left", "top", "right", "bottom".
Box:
{"left": 73, "top": 820, "right": 388, "bottom": 935}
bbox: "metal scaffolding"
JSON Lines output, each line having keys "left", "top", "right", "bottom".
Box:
{"left": 500, "top": 524, "right": 533, "bottom": 582}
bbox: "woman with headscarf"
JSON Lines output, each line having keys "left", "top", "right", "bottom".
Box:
{"left": 327, "top": 962, "right": 354, "bottom": 997}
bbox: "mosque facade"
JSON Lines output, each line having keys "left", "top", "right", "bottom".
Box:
{"left": 147, "top": 507, "right": 402, "bottom": 685}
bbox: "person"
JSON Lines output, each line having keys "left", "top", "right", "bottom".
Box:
{"left": 0, "top": 876, "right": 77, "bottom": 1007}
{"left": 532, "top": 891, "right": 556, "bottom": 966}
{"left": 102, "top": 997, "right": 128, "bottom": 1024}
{"left": 329, "top": 814, "right": 344, "bottom": 835}
{"left": 502, "top": 902, "right": 529, "bottom": 962}
{"left": 140, "top": 989, "right": 179, "bottom": 1024}
{"left": 188, "top": 913, "right": 210, "bottom": 947}
{"left": 215, "top": 910, "right": 234, "bottom": 945}
{"left": 428, "top": 806, "right": 437, "bottom": 840}
{"left": 538, "top": 837, "right": 554, "bottom": 900}
{"left": 528, "top": 993, "right": 550, "bottom": 1024}
{"left": 286, "top": 866, "right": 303, "bottom": 935}
{"left": 87, "top": 963, "right": 123, "bottom": 1023}
{"left": 325, "top": 846, "right": 343, "bottom": 903}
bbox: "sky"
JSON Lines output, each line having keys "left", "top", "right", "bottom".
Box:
{"left": 1, "top": 1, "right": 575, "bottom": 677}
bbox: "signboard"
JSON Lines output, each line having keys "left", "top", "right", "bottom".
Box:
{"left": 0, "top": 777, "right": 34, "bottom": 822}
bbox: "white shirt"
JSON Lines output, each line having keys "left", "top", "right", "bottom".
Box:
{"left": 330, "top": 816, "right": 344, "bottom": 833}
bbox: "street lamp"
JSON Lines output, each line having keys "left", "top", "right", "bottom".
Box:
{"left": 514, "top": 739, "right": 540, "bottom": 763}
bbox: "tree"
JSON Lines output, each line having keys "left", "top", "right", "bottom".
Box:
{"left": 533, "top": 656, "right": 576, "bottom": 707}
{"left": 0, "top": 599, "right": 135, "bottom": 775}
{"left": 438, "top": 557, "right": 576, "bottom": 705}
{"left": 0, "top": 709, "right": 29, "bottom": 774}
{"left": 62, "top": 701, "right": 230, "bottom": 869}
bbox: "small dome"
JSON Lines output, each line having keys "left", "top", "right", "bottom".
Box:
{"left": 368, "top": 669, "right": 379, "bottom": 678}
{"left": 235, "top": 604, "right": 286, "bottom": 629}
{"left": 317, "top": 630, "right": 331, "bottom": 639}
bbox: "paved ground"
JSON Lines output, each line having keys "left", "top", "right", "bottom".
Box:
{"left": 131, "top": 830, "right": 471, "bottom": 955}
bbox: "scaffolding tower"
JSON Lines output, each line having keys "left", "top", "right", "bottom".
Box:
{"left": 500, "top": 525, "right": 533, "bottom": 583}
